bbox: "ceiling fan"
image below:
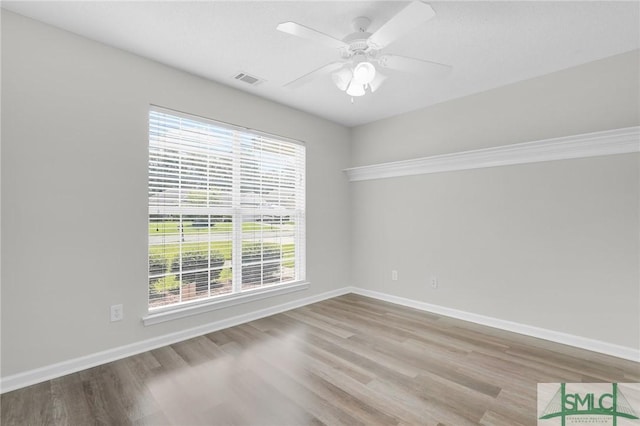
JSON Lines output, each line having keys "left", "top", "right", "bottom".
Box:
{"left": 276, "top": 1, "right": 452, "bottom": 98}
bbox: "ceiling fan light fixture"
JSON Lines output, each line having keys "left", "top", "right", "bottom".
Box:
{"left": 331, "top": 67, "right": 353, "bottom": 91}
{"left": 352, "top": 61, "right": 376, "bottom": 85}
{"left": 346, "top": 81, "right": 366, "bottom": 97}
{"left": 347, "top": 81, "right": 365, "bottom": 97}
{"left": 278, "top": 1, "right": 451, "bottom": 102}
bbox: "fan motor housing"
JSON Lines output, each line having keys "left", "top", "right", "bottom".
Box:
{"left": 340, "top": 16, "right": 374, "bottom": 58}
{"left": 342, "top": 35, "right": 370, "bottom": 52}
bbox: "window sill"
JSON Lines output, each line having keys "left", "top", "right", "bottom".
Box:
{"left": 142, "top": 281, "right": 310, "bottom": 326}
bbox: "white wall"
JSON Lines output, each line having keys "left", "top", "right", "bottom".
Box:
{"left": 1, "top": 11, "right": 351, "bottom": 377}
{"left": 350, "top": 50, "right": 640, "bottom": 349}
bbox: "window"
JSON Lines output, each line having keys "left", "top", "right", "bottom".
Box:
{"left": 148, "top": 107, "right": 305, "bottom": 311}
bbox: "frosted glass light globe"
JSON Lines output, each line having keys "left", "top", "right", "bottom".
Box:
{"left": 352, "top": 62, "right": 376, "bottom": 85}
{"left": 332, "top": 67, "right": 353, "bottom": 91}
{"left": 346, "top": 82, "right": 365, "bottom": 97}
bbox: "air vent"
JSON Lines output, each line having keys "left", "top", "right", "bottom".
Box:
{"left": 233, "top": 72, "right": 264, "bottom": 86}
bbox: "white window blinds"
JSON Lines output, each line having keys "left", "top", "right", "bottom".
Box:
{"left": 148, "top": 107, "right": 305, "bottom": 310}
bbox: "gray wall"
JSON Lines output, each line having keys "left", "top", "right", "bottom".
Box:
{"left": 351, "top": 50, "right": 640, "bottom": 165}
{"left": 1, "top": 11, "right": 351, "bottom": 376}
{"left": 350, "top": 50, "right": 640, "bottom": 349}
{"left": 2, "top": 9, "right": 638, "bottom": 380}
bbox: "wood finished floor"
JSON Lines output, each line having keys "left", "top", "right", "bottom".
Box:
{"left": 2, "top": 294, "right": 638, "bottom": 425}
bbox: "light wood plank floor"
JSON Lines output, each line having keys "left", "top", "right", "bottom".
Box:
{"left": 2, "top": 294, "right": 638, "bottom": 425}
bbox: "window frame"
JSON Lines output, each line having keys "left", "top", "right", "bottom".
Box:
{"left": 145, "top": 106, "right": 307, "bottom": 324}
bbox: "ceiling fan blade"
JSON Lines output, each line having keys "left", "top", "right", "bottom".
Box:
{"left": 367, "top": 2, "right": 436, "bottom": 50}
{"left": 277, "top": 22, "right": 348, "bottom": 50}
{"left": 284, "top": 61, "right": 345, "bottom": 88}
{"left": 378, "top": 54, "right": 452, "bottom": 78}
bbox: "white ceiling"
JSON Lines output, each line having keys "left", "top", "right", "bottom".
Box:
{"left": 3, "top": 1, "right": 639, "bottom": 127}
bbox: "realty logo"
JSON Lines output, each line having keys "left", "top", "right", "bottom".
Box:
{"left": 538, "top": 383, "right": 640, "bottom": 426}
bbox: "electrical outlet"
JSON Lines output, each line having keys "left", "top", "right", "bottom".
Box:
{"left": 391, "top": 270, "right": 398, "bottom": 281}
{"left": 431, "top": 276, "right": 438, "bottom": 288}
{"left": 110, "top": 304, "right": 123, "bottom": 322}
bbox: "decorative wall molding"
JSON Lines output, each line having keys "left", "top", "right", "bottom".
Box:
{"left": 0, "top": 286, "right": 352, "bottom": 394}
{"left": 344, "top": 126, "right": 640, "bottom": 181}
{"left": 351, "top": 287, "right": 640, "bottom": 363}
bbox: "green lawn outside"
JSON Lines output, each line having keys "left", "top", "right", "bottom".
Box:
{"left": 149, "top": 221, "right": 278, "bottom": 236}
{"left": 149, "top": 240, "right": 233, "bottom": 262}
{"left": 150, "top": 241, "right": 295, "bottom": 270}
{"left": 149, "top": 241, "right": 295, "bottom": 295}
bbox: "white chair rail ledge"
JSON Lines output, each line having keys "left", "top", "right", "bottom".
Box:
{"left": 344, "top": 126, "right": 640, "bottom": 181}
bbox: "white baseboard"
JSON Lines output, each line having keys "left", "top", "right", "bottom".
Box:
{"left": 3, "top": 285, "right": 637, "bottom": 394}
{"left": 350, "top": 287, "right": 640, "bottom": 363}
{"left": 0, "top": 286, "right": 352, "bottom": 394}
